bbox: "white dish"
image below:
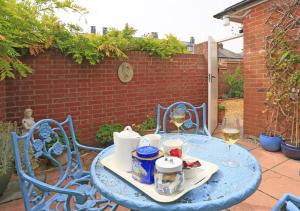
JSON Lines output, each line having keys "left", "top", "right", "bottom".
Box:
{"left": 100, "top": 155, "right": 219, "bottom": 203}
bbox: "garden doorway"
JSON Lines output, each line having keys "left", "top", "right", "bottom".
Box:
{"left": 207, "top": 34, "right": 244, "bottom": 135}
{"left": 216, "top": 35, "right": 244, "bottom": 136}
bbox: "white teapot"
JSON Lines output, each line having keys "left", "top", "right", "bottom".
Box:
{"left": 113, "top": 126, "right": 141, "bottom": 172}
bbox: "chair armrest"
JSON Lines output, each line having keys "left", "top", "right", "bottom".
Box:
{"left": 272, "top": 193, "right": 300, "bottom": 211}
{"left": 22, "top": 173, "right": 87, "bottom": 204}
{"left": 76, "top": 143, "right": 103, "bottom": 153}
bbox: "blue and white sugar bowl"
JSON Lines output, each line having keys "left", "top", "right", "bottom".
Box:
{"left": 132, "top": 146, "right": 163, "bottom": 184}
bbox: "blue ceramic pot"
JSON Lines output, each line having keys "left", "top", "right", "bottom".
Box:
{"left": 259, "top": 133, "right": 282, "bottom": 152}
{"left": 281, "top": 141, "right": 300, "bottom": 160}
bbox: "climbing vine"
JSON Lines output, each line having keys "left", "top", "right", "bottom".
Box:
{"left": 0, "top": 0, "right": 189, "bottom": 80}
{"left": 264, "top": 0, "right": 300, "bottom": 146}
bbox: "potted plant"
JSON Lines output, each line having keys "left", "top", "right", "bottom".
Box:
{"left": 0, "top": 121, "right": 17, "bottom": 195}
{"left": 280, "top": 87, "right": 300, "bottom": 160}
{"left": 259, "top": 105, "right": 282, "bottom": 152}
{"left": 45, "top": 134, "right": 77, "bottom": 167}
{"left": 96, "top": 123, "right": 123, "bottom": 147}
{"left": 263, "top": 4, "right": 300, "bottom": 157}
{"left": 218, "top": 104, "right": 226, "bottom": 124}
{"left": 132, "top": 115, "right": 157, "bottom": 135}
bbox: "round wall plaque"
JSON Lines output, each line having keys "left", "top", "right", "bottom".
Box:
{"left": 118, "top": 62, "right": 134, "bottom": 83}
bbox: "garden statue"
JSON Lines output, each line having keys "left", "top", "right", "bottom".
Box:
{"left": 21, "top": 108, "right": 39, "bottom": 169}
{"left": 22, "top": 108, "right": 35, "bottom": 133}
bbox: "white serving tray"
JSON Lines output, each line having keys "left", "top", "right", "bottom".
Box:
{"left": 101, "top": 155, "right": 219, "bottom": 203}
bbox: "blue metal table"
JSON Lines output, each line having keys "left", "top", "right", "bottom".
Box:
{"left": 91, "top": 134, "right": 261, "bottom": 211}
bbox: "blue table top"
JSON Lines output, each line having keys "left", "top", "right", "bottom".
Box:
{"left": 91, "top": 134, "right": 261, "bottom": 211}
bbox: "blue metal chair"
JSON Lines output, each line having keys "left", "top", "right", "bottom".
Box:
{"left": 272, "top": 193, "right": 300, "bottom": 211}
{"left": 11, "top": 115, "right": 118, "bottom": 211}
{"left": 155, "top": 101, "right": 210, "bottom": 137}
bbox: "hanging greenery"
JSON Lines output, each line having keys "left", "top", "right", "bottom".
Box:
{"left": 0, "top": 0, "right": 189, "bottom": 80}
{"left": 264, "top": 0, "right": 300, "bottom": 146}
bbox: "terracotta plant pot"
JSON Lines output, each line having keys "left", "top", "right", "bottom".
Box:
{"left": 259, "top": 133, "right": 282, "bottom": 152}
{"left": 143, "top": 129, "right": 156, "bottom": 135}
{"left": 281, "top": 141, "right": 300, "bottom": 160}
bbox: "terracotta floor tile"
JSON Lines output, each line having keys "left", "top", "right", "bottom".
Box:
{"left": 0, "top": 199, "right": 24, "bottom": 211}
{"left": 259, "top": 170, "right": 300, "bottom": 199}
{"left": 251, "top": 148, "right": 288, "bottom": 169}
{"left": 261, "top": 166, "right": 268, "bottom": 172}
{"left": 237, "top": 139, "right": 259, "bottom": 151}
{"left": 230, "top": 190, "right": 277, "bottom": 211}
{"left": 272, "top": 159, "right": 300, "bottom": 182}
{"left": 117, "top": 206, "right": 130, "bottom": 211}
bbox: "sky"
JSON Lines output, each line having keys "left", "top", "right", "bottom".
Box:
{"left": 57, "top": 0, "right": 243, "bottom": 53}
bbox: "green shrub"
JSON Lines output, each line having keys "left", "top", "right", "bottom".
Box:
{"left": 223, "top": 65, "right": 244, "bottom": 98}
{"left": 218, "top": 104, "right": 226, "bottom": 111}
{"left": 47, "top": 134, "right": 76, "bottom": 152}
{"left": 0, "top": 121, "right": 17, "bottom": 174}
{"left": 0, "top": 0, "right": 189, "bottom": 80}
{"left": 132, "top": 116, "right": 156, "bottom": 135}
{"left": 96, "top": 124, "right": 122, "bottom": 146}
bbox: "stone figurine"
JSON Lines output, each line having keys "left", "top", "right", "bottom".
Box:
{"left": 21, "top": 108, "right": 39, "bottom": 169}
{"left": 22, "top": 108, "right": 35, "bottom": 133}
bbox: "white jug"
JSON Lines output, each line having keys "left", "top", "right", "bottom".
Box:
{"left": 113, "top": 126, "right": 141, "bottom": 172}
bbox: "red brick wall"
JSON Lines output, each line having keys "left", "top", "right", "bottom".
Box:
{"left": 0, "top": 81, "right": 6, "bottom": 120}
{"left": 243, "top": 0, "right": 274, "bottom": 136}
{"left": 4, "top": 51, "right": 207, "bottom": 145}
{"left": 195, "top": 42, "right": 208, "bottom": 62}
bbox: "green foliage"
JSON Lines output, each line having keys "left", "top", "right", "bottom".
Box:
{"left": 218, "top": 104, "right": 226, "bottom": 111}
{"left": 265, "top": 31, "right": 300, "bottom": 142}
{"left": 222, "top": 66, "right": 244, "bottom": 98}
{"left": 0, "top": 0, "right": 87, "bottom": 80}
{"left": 132, "top": 116, "right": 156, "bottom": 135}
{"left": 0, "top": 0, "right": 189, "bottom": 80}
{"left": 96, "top": 124, "right": 122, "bottom": 145}
{"left": 47, "top": 133, "right": 75, "bottom": 152}
{"left": 0, "top": 122, "right": 18, "bottom": 174}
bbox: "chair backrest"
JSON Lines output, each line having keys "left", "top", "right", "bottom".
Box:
{"left": 11, "top": 115, "right": 83, "bottom": 210}
{"left": 155, "top": 101, "right": 210, "bottom": 136}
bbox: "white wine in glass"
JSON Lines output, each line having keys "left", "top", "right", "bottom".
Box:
{"left": 221, "top": 118, "right": 241, "bottom": 168}
{"left": 172, "top": 115, "right": 185, "bottom": 128}
{"left": 172, "top": 107, "right": 186, "bottom": 134}
{"left": 222, "top": 128, "right": 240, "bottom": 145}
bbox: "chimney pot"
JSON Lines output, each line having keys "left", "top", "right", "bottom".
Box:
{"left": 90, "top": 26, "right": 96, "bottom": 34}
{"left": 103, "top": 27, "right": 108, "bottom": 35}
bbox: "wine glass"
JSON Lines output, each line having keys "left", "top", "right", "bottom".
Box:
{"left": 221, "top": 118, "right": 241, "bottom": 168}
{"left": 171, "top": 107, "right": 186, "bottom": 135}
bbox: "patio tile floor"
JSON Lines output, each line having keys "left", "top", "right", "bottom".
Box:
{"left": 259, "top": 170, "right": 300, "bottom": 199}
{"left": 250, "top": 148, "right": 289, "bottom": 170}
{"left": 0, "top": 129, "right": 299, "bottom": 211}
{"left": 230, "top": 190, "right": 277, "bottom": 211}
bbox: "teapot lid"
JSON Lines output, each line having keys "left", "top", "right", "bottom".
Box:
{"left": 119, "top": 126, "right": 140, "bottom": 138}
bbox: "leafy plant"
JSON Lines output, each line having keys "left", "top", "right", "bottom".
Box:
{"left": 132, "top": 115, "right": 156, "bottom": 135}
{"left": 0, "top": 0, "right": 189, "bottom": 80}
{"left": 46, "top": 133, "right": 76, "bottom": 153}
{"left": 264, "top": 0, "right": 299, "bottom": 146}
{"left": 0, "top": 121, "right": 18, "bottom": 174}
{"left": 96, "top": 124, "right": 122, "bottom": 145}
{"left": 218, "top": 104, "right": 226, "bottom": 111}
{"left": 222, "top": 65, "right": 244, "bottom": 98}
